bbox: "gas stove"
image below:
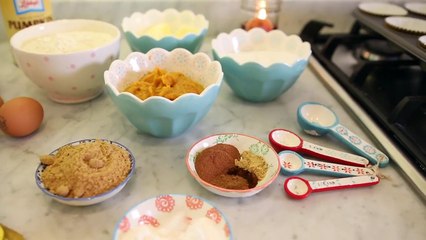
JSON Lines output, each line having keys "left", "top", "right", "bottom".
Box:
{"left": 300, "top": 9, "right": 425, "bottom": 199}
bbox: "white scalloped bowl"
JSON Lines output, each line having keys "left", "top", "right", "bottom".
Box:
{"left": 212, "top": 28, "right": 311, "bottom": 102}
{"left": 113, "top": 194, "right": 233, "bottom": 239}
{"left": 122, "top": 9, "right": 209, "bottom": 53}
{"left": 186, "top": 133, "right": 280, "bottom": 198}
{"left": 104, "top": 48, "right": 223, "bottom": 138}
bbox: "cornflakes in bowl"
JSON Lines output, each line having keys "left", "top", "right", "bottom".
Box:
{"left": 104, "top": 48, "right": 223, "bottom": 138}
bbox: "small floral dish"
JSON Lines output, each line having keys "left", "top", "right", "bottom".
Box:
{"left": 10, "top": 19, "right": 120, "bottom": 104}
{"left": 186, "top": 133, "right": 280, "bottom": 198}
{"left": 104, "top": 48, "right": 223, "bottom": 138}
{"left": 211, "top": 28, "right": 311, "bottom": 102}
{"left": 122, "top": 9, "right": 209, "bottom": 53}
{"left": 113, "top": 194, "right": 232, "bottom": 240}
{"left": 35, "top": 139, "right": 135, "bottom": 206}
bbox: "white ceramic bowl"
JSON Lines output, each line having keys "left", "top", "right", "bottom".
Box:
{"left": 186, "top": 133, "right": 280, "bottom": 198}
{"left": 10, "top": 19, "right": 120, "bottom": 103}
{"left": 122, "top": 9, "right": 209, "bottom": 53}
{"left": 104, "top": 48, "right": 223, "bottom": 138}
{"left": 212, "top": 28, "right": 311, "bottom": 102}
{"left": 113, "top": 194, "right": 232, "bottom": 239}
{"left": 35, "top": 139, "right": 135, "bottom": 206}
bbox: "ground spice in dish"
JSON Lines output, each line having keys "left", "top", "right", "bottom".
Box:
{"left": 123, "top": 67, "right": 204, "bottom": 101}
{"left": 236, "top": 151, "right": 268, "bottom": 180}
{"left": 40, "top": 140, "right": 131, "bottom": 198}
{"left": 195, "top": 144, "right": 266, "bottom": 190}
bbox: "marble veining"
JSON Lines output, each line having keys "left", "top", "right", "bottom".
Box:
{"left": 0, "top": 35, "right": 425, "bottom": 240}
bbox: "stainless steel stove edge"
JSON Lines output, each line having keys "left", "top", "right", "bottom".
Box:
{"left": 309, "top": 56, "right": 426, "bottom": 202}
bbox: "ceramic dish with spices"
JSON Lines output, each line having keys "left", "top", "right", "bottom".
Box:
{"left": 35, "top": 139, "right": 135, "bottom": 206}
{"left": 104, "top": 48, "right": 223, "bottom": 138}
{"left": 186, "top": 133, "right": 280, "bottom": 198}
{"left": 122, "top": 9, "right": 209, "bottom": 53}
{"left": 212, "top": 28, "right": 311, "bottom": 102}
{"left": 113, "top": 194, "right": 232, "bottom": 239}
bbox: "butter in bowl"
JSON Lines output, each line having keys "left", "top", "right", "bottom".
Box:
{"left": 212, "top": 28, "right": 311, "bottom": 102}
{"left": 121, "top": 9, "right": 209, "bottom": 53}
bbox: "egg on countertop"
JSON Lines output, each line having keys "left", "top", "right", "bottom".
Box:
{"left": 0, "top": 97, "right": 44, "bottom": 137}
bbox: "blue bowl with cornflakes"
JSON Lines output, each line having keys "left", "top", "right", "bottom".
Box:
{"left": 104, "top": 48, "right": 223, "bottom": 137}
{"left": 121, "top": 9, "right": 209, "bottom": 53}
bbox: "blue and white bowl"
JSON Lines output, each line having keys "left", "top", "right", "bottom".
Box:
{"left": 35, "top": 139, "right": 135, "bottom": 206}
{"left": 104, "top": 48, "right": 223, "bottom": 138}
{"left": 122, "top": 9, "right": 209, "bottom": 53}
{"left": 113, "top": 194, "right": 233, "bottom": 239}
{"left": 212, "top": 28, "right": 311, "bottom": 102}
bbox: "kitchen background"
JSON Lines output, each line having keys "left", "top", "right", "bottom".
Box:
{"left": 0, "top": 0, "right": 411, "bottom": 41}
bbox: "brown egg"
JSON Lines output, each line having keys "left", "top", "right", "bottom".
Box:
{"left": 0, "top": 97, "right": 44, "bottom": 137}
{"left": 0, "top": 96, "right": 3, "bottom": 107}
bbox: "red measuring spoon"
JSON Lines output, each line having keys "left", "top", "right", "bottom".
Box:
{"left": 269, "top": 128, "right": 369, "bottom": 167}
{"left": 283, "top": 175, "right": 380, "bottom": 199}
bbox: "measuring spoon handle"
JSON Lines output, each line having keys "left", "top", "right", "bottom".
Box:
{"left": 329, "top": 124, "right": 389, "bottom": 167}
{"left": 301, "top": 140, "right": 369, "bottom": 167}
{"left": 309, "top": 175, "right": 380, "bottom": 193}
{"left": 303, "top": 159, "right": 375, "bottom": 177}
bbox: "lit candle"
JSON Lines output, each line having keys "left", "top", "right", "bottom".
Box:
{"left": 244, "top": 0, "right": 274, "bottom": 31}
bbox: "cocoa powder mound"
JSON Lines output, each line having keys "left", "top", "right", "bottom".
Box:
{"left": 195, "top": 143, "right": 259, "bottom": 190}
{"left": 195, "top": 148, "right": 235, "bottom": 182}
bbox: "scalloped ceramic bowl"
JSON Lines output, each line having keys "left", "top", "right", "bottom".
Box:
{"left": 113, "top": 194, "right": 233, "bottom": 239}
{"left": 122, "top": 9, "right": 209, "bottom": 53}
{"left": 10, "top": 19, "right": 120, "bottom": 104}
{"left": 212, "top": 28, "right": 311, "bottom": 102}
{"left": 35, "top": 139, "right": 135, "bottom": 206}
{"left": 186, "top": 133, "right": 280, "bottom": 198}
{"left": 104, "top": 48, "right": 223, "bottom": 138}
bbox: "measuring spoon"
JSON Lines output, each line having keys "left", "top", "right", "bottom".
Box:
{"left": 284, "top": 175, "right": 380, "bottom": 199}
{"left": 269, "top": 129, "right": 369, "bottom": 167}
{"left": 279, "top": 150, "right": 375, "bottom": 177}
{"left": 297, "top": 102, "right": 389, "bottom": 167}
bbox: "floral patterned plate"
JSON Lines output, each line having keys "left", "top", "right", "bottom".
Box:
{"left": 186, "top": 133, "right": 280, "bottom": 198}
{"left": 113, "top": 194, "right": 232, "bottom": 239}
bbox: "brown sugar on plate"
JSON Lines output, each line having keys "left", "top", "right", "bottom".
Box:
{"left": 40, "top": 140, "right": 132, "bottom": 198}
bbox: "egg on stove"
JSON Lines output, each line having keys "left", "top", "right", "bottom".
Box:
{"left": 0, "top": 97, "right": 44, "bottom": 137}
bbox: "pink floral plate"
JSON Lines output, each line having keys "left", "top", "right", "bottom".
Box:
{"left": 113, "top": 194, "right": 232, "bottom": 239}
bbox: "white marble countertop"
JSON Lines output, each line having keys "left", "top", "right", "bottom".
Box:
{"left": 0, "top": 38, "right": 425, "bottom": 240}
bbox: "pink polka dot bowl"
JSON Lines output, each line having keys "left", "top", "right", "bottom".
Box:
{"left": 104, "top": 48, "right": 223, "bottom": 138}
{"left": 113, "top": 194, "right": 232, "bottom": 239}
{"left": 10, "top": 19, "right": 121, "bottom": 104}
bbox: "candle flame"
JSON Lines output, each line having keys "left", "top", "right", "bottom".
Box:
{"left": 256, "top": 0, "right": 268, "bottom": 20}
{"left": 257, "top": 8, "right": 267, "bottom": 20}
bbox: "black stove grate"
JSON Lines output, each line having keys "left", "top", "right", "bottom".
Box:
{"left": 300, "top": 20, "right": 426, "bottom": 176}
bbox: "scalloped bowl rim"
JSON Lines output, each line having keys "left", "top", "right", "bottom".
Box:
{"left": 10, "top": 19, "right": 121, "bottom": 56}
{"left": 185, "top": 133, "right": 281, "bottom": 194}
{"left": 211, "top": 28, "right": 311, "bottom": 68}
{"left": 113, "top": 194, "right": 233, "bottom": 240}
{"left": 35, "top": 139, "right": 136, "bottom": 203}
{"left": 104, "top": 49, "right": 223, "bottom": 105}
{"left": 122, "top": 8, "right": 209, "bottom": 40}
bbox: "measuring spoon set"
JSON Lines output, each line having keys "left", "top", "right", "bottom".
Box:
{"left": 269, "top": 101, "right": 387, "bottom": 199}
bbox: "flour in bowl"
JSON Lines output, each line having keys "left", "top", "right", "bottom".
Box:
{"left": 21, "top": 31, "right": 114, "bottom": 54}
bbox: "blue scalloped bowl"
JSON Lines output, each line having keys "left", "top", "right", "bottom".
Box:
{"left": 212, "top": 28, "right": 311, "bottom": 102}
{"left": 104, "top": 48, "right": 223, "bottom": 138}
{"left": 122, "top": 9, "right": 208, "bottom": 53}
